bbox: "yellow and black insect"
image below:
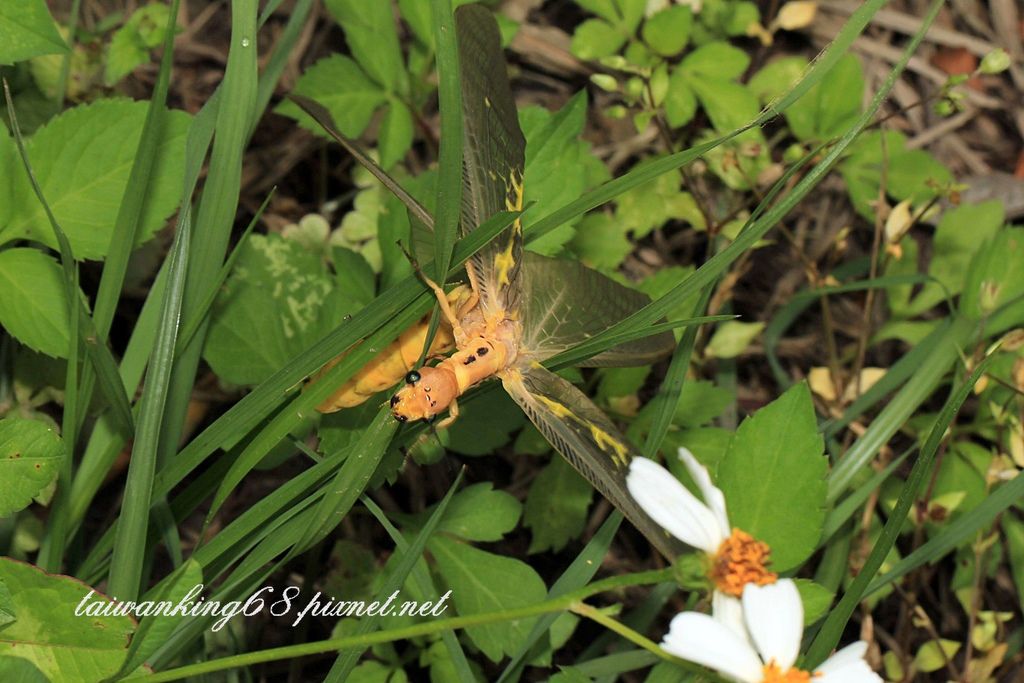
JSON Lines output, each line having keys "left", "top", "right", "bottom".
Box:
{"left": 303, "top": 5, "right": 683, "bottom": 559}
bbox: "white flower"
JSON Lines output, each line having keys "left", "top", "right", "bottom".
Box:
{"left": 661, "top": 579, "right": 881, "bottom": 683}
{"left": 626, "top": 448, "right": 775, "bottom": 597}
{"left": 645, "top": 0, "right": 703, "bottom": 18}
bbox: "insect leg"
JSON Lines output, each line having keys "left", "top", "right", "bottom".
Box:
{"left": 397, "top": 242, "right": 465, "bottom": 336}
{"left": 435, "top": 398, "right": 460, "bottom": 430}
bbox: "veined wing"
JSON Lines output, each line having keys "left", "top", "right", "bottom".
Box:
{"left": 518, "top": 252, "right": 675, "bottom": 366}
{"left": 455, "top": 5, "right": 526, "bottom": 318}
{"left": 503, "top": 364, "right": 686, "bottom": 559}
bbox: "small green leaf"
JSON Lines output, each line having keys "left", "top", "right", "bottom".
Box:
{"left": 642, "top": 6, "right": 693, "bottom": 56}
{"left": 429, "top": 536, "right": 546, "bottom": 662}
{"left": 748, "top": 56, "right": 808, "bottom": 103}
{"left": 615, "top": 161, "right": 705, "bottom": 234}
{"left": 1, "top": 99, "right": 191, "bottom": 260}
{"left": 378, "top": 100, "right": 414, "bottom": 169}
{"left": 0, "top": 1, "right": 68, "bottom": 65}
{"left": 569, "top": 212, "right": 632, "bottom": 270}
{"left": 104, "top": 4, "right": 174, "bottom": 85}
{"left": 0, "top": 417, "right": 63, "bottom": 517}
{"left": 571, "top": 19, "right": 627, "bottom": 60}
{"left": 962, "top": 228, "right": 1024, "bottom": 319}
{"left": 664, "top": 66, "right": 698, "bottom": 127}
{"left": 914, "top": 639, "right": 960, "bottom": 673}
{"left": 785, "top": 54, "right": 863, "bottom": 141}
{"left": 325, "top": 0, "right": 406, "bottom": 93}
{"left": 0, "top": 558, "right": 134, "bottom": 679}
{"left": 794, "top": 578, "right": 834, "bottom": 625}
{"left": 680, "top": 41, "right": 750, "bottom": 81}
{"left": 705, "top": 320, "right": 764, "bottom": 358}
{"left": 524, "top": 456, "right": 594, "bottom": 553}
{"left": 718, "top": 382, "right": 827, "bottom": 572}
{"left": 0, "top": 248, "right": 72, "bottom": 358}
{"left": 276, "top": 54, "right": 387, "bottom": 138}
{"left": 433, "top": 483, "right": 522, "bottom": 542}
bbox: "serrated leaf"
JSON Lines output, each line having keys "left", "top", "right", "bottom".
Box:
{"left": 379, "top": 100, "right": 414, "bottom": 169}
{"left": 325, "top": 0, "right": 406, "bottom": 93}
{"left": 717, "top": 382, "right": 827, "bottom": 572}
{"left": 524, "top": 456, "right": 594, "bottom": 553}
{"left": 1, "top": 99, "right": 191, "bottom": 260}
{"left": 429, "top": 536, "right": 546, "bottom": 662}
{"left": 433, "top": 483, "right": 522, "bottom": 542}
{"left": 0, "top": 248, "right": 71, "bottom": 358}
{"left": 276, "top": 54, "right": 386, "bottom": 139}
{"left": 0, "top": 417, "right": 63, "bottom": 517}
{"left": 203, "top": 233, "right": 363, "bottom": 385}
{"left": 0, "top": 1, "right": 68, "bottom": 65}
{"left": 0, "top": 558, "right": 134, "bottom": 679}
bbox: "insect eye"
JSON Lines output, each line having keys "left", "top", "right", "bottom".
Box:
{"left": 477, "top": 346, "right": 488, "bottom": 356}
{"left": 405, "top": 370, "right": 421, "bottom": 385}
{"left": 390, "top": 395, "right": 400, "bottom": 407}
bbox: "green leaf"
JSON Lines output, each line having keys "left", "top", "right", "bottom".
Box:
{"left": 379, "top": 100, "right": 414, "bottom": 169}
{"left": 429, "top": 536, "right": 546, "bottom": 662}
{"left": 1003, "top": 514, "right": 1024, "bottom": 614}
{"left": 614, "top": 159, "right": 705, "bottom": 235}
{"left": 524, "top": 456, "right": 594, "bottom": 553}
{"left": 664, "top": 66, "right": 698, "bottom": 128}
{"left": 0, "top": 99, "right": 191, "bottom": 260}
{"left": 325, "top": 0, "right": 406, "bottom": 93}
{"left": 0, "top": 558, "right": 134, "bottom": 679}
{"left": 784, "top": 54, "right": 863, "bottom": 142}
{"left": 104, "top": 4, "right": 174, "bottom": 85}
{"left": 575, "top": 0, "right": 619, "bottom": 23}
{"left": 915, "top": 201, "right": 1004, "bottom": 309}
{"left": 276, "top": 54, "right": 387, "bottom": 138}
{"left": 571, "top": 19, "right": 627, "bottom": 60}
{"left": 121, "top": 559, "right": 204, "bottom": 673}
{"left": 914, "top": 640, "right": 960, "bottom": 673}
{"left": 962, "top": 227, "right": 1024, "bottom": 319}
{"left": 0, "top": 1, "right": 68, "bottom": 65}
{"left": 642, "top": 6, "right": 693, "bottom": 56}
{"left": 203, "top": 232, "right": 363, "bottom": 385}
{"left": 0, "top": 657, "right": 49, "bottom": 683}
{"left": 0, "top": 417, "right": 63, "bottom": 517}
{"left": 718, "top": 382, "right": 827, "bottom": 571}
{"left": 445, "top": 390, "right": 526, "bottom": 456}
{"left": 748, "top": 56, "right": 808, "bottom": 103}
{"left": 680, "top": 41, "right": 750, "bottom": 81}
{"left": 569, "top": 212, "right": 632, "bottom": 270}
{"left": 0, "top": 248, "right": 71, "bottom": 357}
{"left": 794, "top": 578, "right": 834, "bottom": 625}
{"left": 688, "top": 80, "right": 760, "bottom": 133}
{"left": 673, "top": 380, "right": 732, "bottom": 428}
{"left": 433, "top": 483, "right": 522, "bottom": 542}
{"left": 521, "top": 93, "right": 609, "bottom": 255}
{"left": 705, "top": 320, "right": 764, "bottom": 358}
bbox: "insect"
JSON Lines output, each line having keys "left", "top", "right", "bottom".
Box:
{"left": 298, "top": 5, "right": 685, "bottom": 558}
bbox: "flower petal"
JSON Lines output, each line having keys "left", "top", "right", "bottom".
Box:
{"left": 742, "top": 579, "right": 802, "bottom": 670}
{"left": 661, "top": 611, "right": 763, "bottom": 683}
{"left": 816, "top": 641, "right": 882, "bottom": 683}
{"left": 678, "top": 447, "right": 731, "bottom": 541}
{"left": 626, "top": 458, "right": 724, "bottom": 552}
{"left": 711, "top": 591, "right": 748, "bottom": 643}
{"left": 644, "top": 0, "right": 671, "bottom": 17}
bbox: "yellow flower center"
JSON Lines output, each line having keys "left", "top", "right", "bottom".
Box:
{"left": 710, "top": 528, "right": 777, "bottom": 597}
{"left": 761, "top": 660, "right": 815, "bottom": 683}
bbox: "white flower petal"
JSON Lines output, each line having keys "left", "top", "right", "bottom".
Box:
{"left": 644, "top": 0, "right": 671, "bottom": 17}
{"left": 711, "top": 591, "right": 748, "bottom": 643}
{"left": 742, "top": 580, "right": 803, "bottom": 670}
{"left": 816, "top": 642, "right": 882, "bottom": 683}
{"left": 627, "top": 458, "right": 724, "bottom": 552}
{"left": 661, "top": 612, "right": 763, "bottom": 683}
{"left": 678, "top": 447, "right": 731, "bottom": 541}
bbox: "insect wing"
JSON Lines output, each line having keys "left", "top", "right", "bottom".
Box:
{"left": 517, "top": 252, "right": 675, "bottom": 366}
{"left": 503, "top": 365, "right": 686, "bottom": 559}
{"left": 455, "top": 5, "right": 526, "bottom": 317}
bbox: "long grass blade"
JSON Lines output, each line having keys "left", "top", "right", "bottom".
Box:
{"left": 429, "top": 0, "right": 463, "bottom": 284}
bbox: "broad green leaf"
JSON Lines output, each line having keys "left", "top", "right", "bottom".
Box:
{"left": 961, "top": 227, "right": 1024, "bottom": 319}
{"left": 1, "top": 99, "right": 191, "bottom": 260}
{"left": 325, "top": 0, "right": 406, "bottom": 94}
{"left": 0, "top": 417, "right": 63, "bottom": 516}
{"left": 680, "top": 41, "right": 750, "bottom": 81}
{"left": 705, "top": 320, "right": 764, "bottom": 358}
{"left": 569, "top": 212, "right": 632, "bottom": 270}
{"left": 672, "top": 380, "right": 732, "bottom": 428}
{"left": 0, "top": 657, "right": 48, "bottom": 683}
{"left": 570, "top": 19, "right": 626, "bottom": 60}
{"left": 642, "top": 6, "right": 693, "bottom": 56}
{"left": 276, "top": 54, "right": 386, "bottom": 138}
{"left": 445, "top": 390, "right": 526, "bottom": 456}
{"left": 718, "top": 382, "right": 827, "bottom": 571}
{"left": 429, "top": 536, "right": 546, "bottom": 662}
{"left": 520, "top": 93, "right": 610, "bottom": 255}
{"left": 748, "top": 56, "right": 808, "bottom": 103}
{"left": 0, "top": 558, "right": 133, "bottom": 679}
{"left": 0, "top": 1, "right": 67, "bottom": 65}
{"left": 432, "top": 483, "right": 522, "bottom": 542}
{"left": 794, "top": 578, "right": 834, "bottom": 625}
{"left": 0, "top": 248, "right": 70, "bottom": 358}
{"left": 784, "top": 54, "right": 864, "bottom": 142}
{"left": 379, "top": 100, "right": 414, "bottom": 169}
{"left": 524, "top": 456, "right": 594, "bottom": 553}
{"left": 576, "top": 0, "right": 619, "bottom": 23}
{"left": 104, "top": 4, "right": 175, "bottom": 85}
{"left": 203, "top": 232, "right": 363, "bottom": 385}
{"left": 664, "top": 67, "right": 697, "bottom": 127}
{"left": 614, "top": 160, "right": 706, "bottom": 235}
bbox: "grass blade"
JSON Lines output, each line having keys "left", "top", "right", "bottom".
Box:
{"left": 429, "top": 0, "right": 463, "bottom": 284}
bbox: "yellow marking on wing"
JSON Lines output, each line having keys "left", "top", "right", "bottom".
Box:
{"left": 493, "top": 237, "right": 517, "bottom": 287}
{"left": 493, "top": 170, "right": 525, "bottom": 287}
{"left": 535, "top": 396, "right": 631, "bottom": 468}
